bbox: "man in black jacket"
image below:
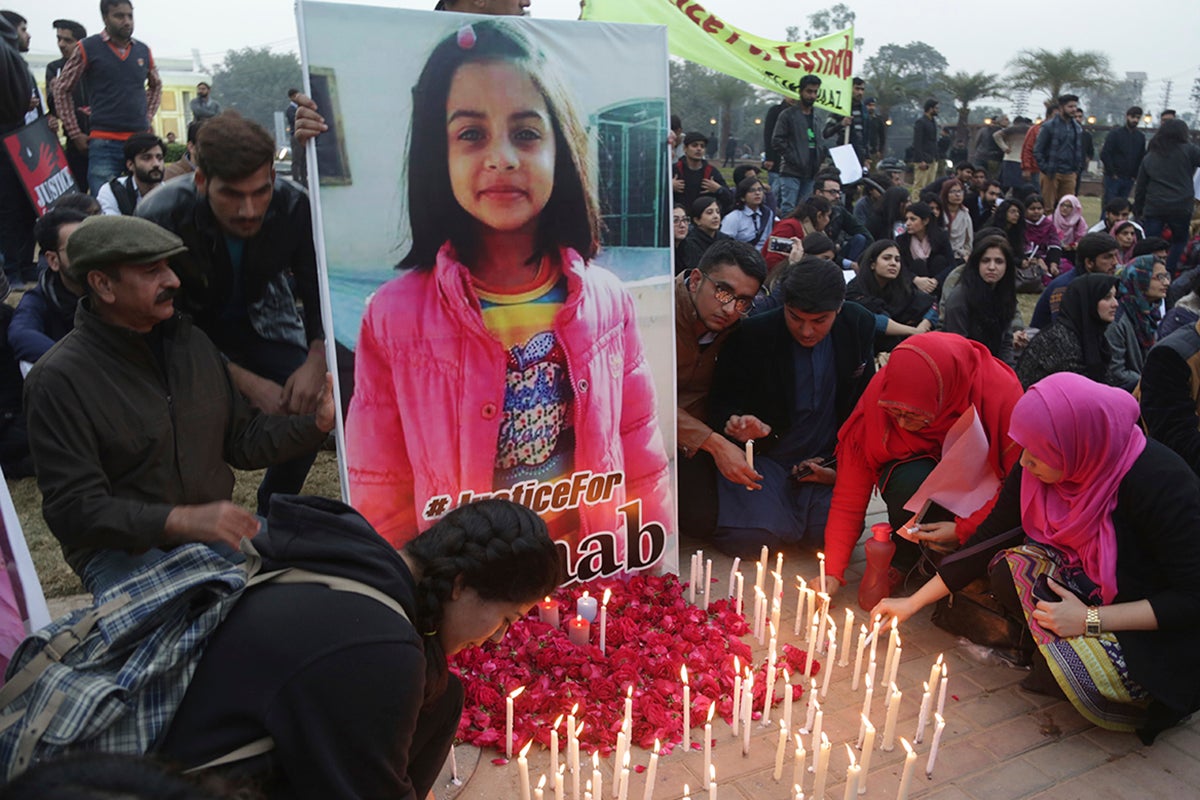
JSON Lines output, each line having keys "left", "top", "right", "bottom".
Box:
{"left": 45, "top": 18, "right": 90, "bottom": 192}
{"left": 1100, "top": 106, "right": 1146, "bottom": 208}
{"left": 911, "top": 98, "right": 940, "bottom": 191}
{"left": 706, "top": 259, "right": 876, "bottom": 556}
{"left": 138, "top": 112, "right": 328, "bottom": 516}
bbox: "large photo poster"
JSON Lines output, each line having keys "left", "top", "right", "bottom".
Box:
{"left": 298, "top": 2, "right": 678, "bottom": 580}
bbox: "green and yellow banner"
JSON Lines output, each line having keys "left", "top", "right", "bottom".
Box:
{"left": 580, "top": 0, "right": 854, "bottom": 115}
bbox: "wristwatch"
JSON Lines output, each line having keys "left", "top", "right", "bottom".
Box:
{"left": 1085, "top": 606, "right": 1102, "bottom": 637}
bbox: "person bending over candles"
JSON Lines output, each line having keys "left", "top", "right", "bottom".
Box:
{"left": 817, "top": 333, "right": 1023, "bottom": 597}
{"left": 872, "top": 373, "right": 1200, "bottom": 744}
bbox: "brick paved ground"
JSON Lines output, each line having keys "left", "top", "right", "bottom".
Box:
{"left": 433, "top": 497, "right": 1200, "bottom": 800}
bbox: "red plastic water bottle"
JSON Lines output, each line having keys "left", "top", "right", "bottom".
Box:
{"left": 858, "top": 522, "right": 897, "bottom": 611}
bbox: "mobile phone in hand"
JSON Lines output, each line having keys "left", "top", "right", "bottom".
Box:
{"left": 791, "top": 455, "right": 836, "bottom": 481}
{"left": 1032, "top": 574, "right": 1062, "bottom": 603}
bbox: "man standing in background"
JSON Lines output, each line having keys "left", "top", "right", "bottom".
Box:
{"left": 45, "top": 18, "right": 89, "bottom": 192}
{"left": 189, "top": 81, "right": 221, "bottom": 122}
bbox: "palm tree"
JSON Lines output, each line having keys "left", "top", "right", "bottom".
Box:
{"left": 940, "top": 70, "right": 1007, "bottom": 148}
{"left": 709, "top": 72, "right": 761, "bottom": 157}
{"left": 1007, "top": 48, "right": 1112, "bottom": 110}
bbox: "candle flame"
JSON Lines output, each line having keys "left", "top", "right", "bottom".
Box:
{"left": 510, "top": 686, "right": 525, "bottom": 699}
{"left": 817, "top": 552, "right": 825, "bottom": 561}
{"left": 537, "top": 775, "right": 547, "bottom": 790}
{"left": 846, "top": 743, "right": 856, "bottom": 767}
{"left": 592, "top": 752, "right": 599, "bottom": 768}
{"left": 942, "top": 663, "right": 948, "bottom": 678}
{"left": 732, "top": 655, "right": 740, "bottom": 672}
{"left": 680, "top": 665, "right": 688, "bottom": 683}
{"left": 553, "top": 714, "right": 564, "bottom": 729}
{"left": 820, "top": 731, "right": 829, "bottom": 745}
{"left": 936, "top": 652, "right": 943, "bottom": 666}
{"left": 653, "top": 738, "right": 661, "bottom": 753}
{"left": 782, "top": 667, "right": 791, "bottom": 682}
{"left": 558, "top": 765, "right": 566, "bottom": 776}
{"left": 570, "top": 703, "right": 579, "bottom": 715}
{"left": 520, "top": 740, "right": 533, "bottom": 758}
{"left": 709, "top": 764, "right": 716, "bottom": 780}
{"left": 602, "top": 588, "right": 612, "bottom": 605}
{"left": 860, "top": 623, "right": 867, "bottom": 634}
{"left": 582, "top": 591, "right": 589, "bottom": 599}
{"left": 861, "top": 713, "right": 874, "bottom": 732}
{"left": 796, "top": 575, "right": 806, "bottom": 589}
{"left": 575, "top": 721, "right": 584, "bottom": 736}
{"left": 891, "top": 617, "right": 898, "bottom": 631}
{"left": 623, "top": 751, "right": 631, "bottom": 767}
{"left": 794, "top": 732, "right": 802, "bottom": 747}
{"left": 683, "top": 784, "right": 690, "bottom": 797}
{"left": 706, "top": 703, "right": 716, "bottom": 723}
{"left": 544, "top": 595, "right": 552, "bottom": 603}
{"left": 923, "top": 681, "right": 929, "bottom": 692}
{"left": 586, "top": 780, "right": 592, "bottom": 793}
{"left": 934, "top": 712, "right": 945, "bottom": 725}
{"left": 901, "top": 737, "right": 913, "bottom": 755}
{"left": 769, "top": 621, "right": 776, "bottom": 638}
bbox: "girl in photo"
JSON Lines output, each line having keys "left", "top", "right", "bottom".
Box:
{"left": 346, "top": 20, "right": 672, "bottom": 551}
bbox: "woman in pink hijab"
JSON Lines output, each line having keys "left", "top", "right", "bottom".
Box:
{"left": 1052, "top": 194, "right": 1089, "bottom": 262}
{"left": 872, "top": 372, "right": 1200, "bottom": 744}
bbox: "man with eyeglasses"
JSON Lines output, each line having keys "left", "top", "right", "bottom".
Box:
{"left": 813, "top": 171, "right": 873, "bottom": 273}
{"left": 705, "top": 258, "right": 876, "bottom": 557}
{"left": 676, "top": 239, "right": 767, "bottom": 541}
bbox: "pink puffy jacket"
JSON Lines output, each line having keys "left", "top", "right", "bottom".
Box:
{"left": 346, "top": 243, "right": 674, "bottom": 549}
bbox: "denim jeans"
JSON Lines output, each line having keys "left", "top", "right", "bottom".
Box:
{"left": 775, "top": 175, "right": 814, "bottom": 217}
{"left": 1142, "top": 215, "right": 1192, "bottom": 275}
{"left": 87, "top": 138, "right": 127, "bottom": 196}
{"left": 1102, "top": 176, "right": 1134, "bottom": 209}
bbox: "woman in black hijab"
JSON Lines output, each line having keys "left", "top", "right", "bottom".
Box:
{"left": 1016, "top": 273, "right": 1121, "bottom": 389}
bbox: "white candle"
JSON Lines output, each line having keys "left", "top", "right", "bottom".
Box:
{"left": 858, "top": 673, "right": 873, "bottom": 748}
{"left": 572, "top": 720, "right": 583, "bottom": 800}
{"left": 735, "top": 572, "right": 745, "bottom": 617}
{"left": 577, "top": 591, "right": 598, "bottom": 623}
{"left": 770, "top": 594, "right": 782, "bottom": 636}
{"left": 617, "top": 752, "right": 630, "bottom": 800}
{"left": 812, "top": 732, "right": 831, "bottom": 800}
{"left": 681, "top": 665, "right": 691, "bottom": 751}
{"left": 567, "top": 704, "right": 579, "bottom": 800}
{"left": 774, "top": 724, "right": 788, "bottom": 781}
{"left": 868, "top": 615, "right": 882, "bottom": 667}
{"left": 896, "top": 738, "right": 917, "bottom": 800}
{"left": 881, "top": 684, "right": 901, "bottom": 751}
{"left": 887, "top": 644, "right": 902, "bottom": 690}
{"left": 794, "top": 576, "right": 807, "bottom": 636}
{"left": 519, "top": 740, "right": 533, "bottom": 800}
{"left": 857, "top": 716, "right": 875, "bottom": 795}
{"left": 702, "top": 704, "right": 714, "bottom": 781}
{"left": 759, "top": 545, "right": 769, "bottom": 588}
{"left": 746, "top": 438, "right": 755, "bottom": 472}
{"left": 804, "top": 612, "right": 818, "bottom": 680}
{"left": 852, "top": 624, "right": 867, "bottom": 691}
{"left": 591, "top": 753, "right": 602, "bottom": 800}
{"left": 792, "top": 733, "right": 806, "bottom": 793}
{"left": 623, "top": 686, "right": 633, "bottom": 739}
{"left": 731, "top": 657, "right": 742, "bottom": 737}
{"left": 612, "top": 731, "right": 626, "bottom": 798}
{"left": 782, "top": 669, "right": 794, "bottom": 733}
{"left": 937, "top": 663, "right": 949, "bottom": 717}
{"left": 927, "top": 653, "right": 944, "bottom": 698}
{"left": 728, "top": 557, "right": 741, "bottom": 598}
{"left": 840, "top": 609, "right": 854, "bottom": 667}
{"left": 536, "top": 774, "right": 547, "bottom": 800}
{"left": 915, "top": 682, "right": 932, "bottom": 744}
{"left": 820, "top": 630, "right": 837, "bottom": 700}
{"left": 816, "top": 593, "right": 831, "bottom": 653}
{"left": 506, "top": 686, "right": 525, "bottom": 759}
{"left": 742, "top": 670, "right": 754, "bottom": 755}
{"left": 551, "top": 715, "right": 562, "bottom": 778}
{"left": 689, "top": 555, "right": 698, "bottom": 604}
{"left": 810, "top": 701, "right": 823, "bottom": 759}
{"left": 764, "top": 626, "right": 778, "bottom": 723}
{"left": 599, "top": 590, "right": 611, "bottom": 655}
{"left": 702, "top": 559, "right": 713, "bottom": 610}
{"left": 708, "top": 766, "right": 716, "bottom": 800}
{"left": 641, "top": 740, "right": 659, "bottom": 800}
{"left": 842, "top": 744, "right": 860, "bottom": 800}
{"left": 752, "top": 588, "right": 765, "bottom": 643}
{"left": 881, "top": 619, "right": 899, "bottom": 696}
{"left": 776, "top": 552, "right": 784, "bottom": 585}
{"left": 556, "top": 766, "right": 565, "bottom": 800}
{"left": 864, "top": 654, "right": 878, "bottom": 715}
{"left": 817, "top": 552, "right": 826, "bottom": 594}
{"left": 755, "top": 561, "right": 765, "bottom": 596}
{"left": 450, "top": 743, "right": 459, "bottom": 784}
{"left": 925, "top": 714, "right": 946, "bottom": 778}
{"left": 682, "top": 784, "right": 690, "bottom": 800}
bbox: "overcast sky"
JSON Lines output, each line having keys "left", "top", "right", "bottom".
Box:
{"left": 21, "top": 0, "right": 1199, "bottom": 110}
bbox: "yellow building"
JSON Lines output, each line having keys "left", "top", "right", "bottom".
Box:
{"left": 28, "top": 50, "right": 212, "bottom": 141}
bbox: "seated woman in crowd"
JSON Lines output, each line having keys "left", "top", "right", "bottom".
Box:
{"left": 678, "top": 195, "right": 731, "bottom": 274}
{"left": 820, "top": 333, "right": 1024, "bottom": 598}
{"left": 845, "top": 239, "right": 936, "bottom": 352}
{"left": 762, "top": 195, "right": 833, "bottom": 273}
{"left": 1052, "top": 194, "right": 1089, "bottom": 266}
{"left": 1022, "top": 194, "right": 1063, "bottom": 282}
{"left": 895, "top": 202, "right": 954, "bottom": 296}
{"left": 939, "top": 179, "right": 973, "bottom": 264}
{"left": 941, "top": 236, "right": 1021, "bottom": 366}
{"left": 874, "top": 373, "right": 1200, "bottom": 744}
{"left": 1017, "top": 273, "right": 1120, "bottom": 389}
{"left": 1107, "top": 255, "right": 1170, "bottom": 390}
{"left": 721, "top": 175, "right": 776, "bottom": 249}
{"left": 868, "top": 186, "right": 910, "bottom": 242}
{"left": 1112, "top": 219, "right": 1143, "bottom": 268}
{"left": 672, "top": 203, "right": 689, "bottom": 275}
{"left": 986, "top": 198, "right": 1027, "bottom": 265}
{"left": 919, "top": 191, "right": 944, "bottom": 228}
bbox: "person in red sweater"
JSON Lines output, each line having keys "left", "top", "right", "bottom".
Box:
{"left": 819, "top": 333, "right": 1024, "bottom": 596}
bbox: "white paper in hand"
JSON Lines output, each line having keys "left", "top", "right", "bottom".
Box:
{"left": 830, "top": 144, "right": 863, "bottom": 185}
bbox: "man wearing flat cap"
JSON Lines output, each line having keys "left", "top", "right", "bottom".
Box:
{"left": 24, "top": 215, "right": 335, "bottom": 595}
{"left": 672, "top": 131, "right": 732, "bottom": 213}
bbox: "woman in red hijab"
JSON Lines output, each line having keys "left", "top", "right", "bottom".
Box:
{"left": 821, "top": 333, "right": 1024, "bottom": 593}
{"left": 872, "top": 373, "right": 1200, "bottom": 744}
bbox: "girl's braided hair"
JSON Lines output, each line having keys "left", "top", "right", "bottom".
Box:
{"left": 404, "top": 500, "right": 563, "bottom": 700}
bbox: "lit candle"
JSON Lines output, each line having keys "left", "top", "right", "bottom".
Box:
{"left": 681, "top": 665, "right": 691, "bottom": 750}
{"left": 702, "top": 559, "right": 713, "bottom": 611}
{"left": 536, "top": 774, "right": 547, "bottom": 800}
{"left": 764, "top": 624, "right": 778, "bottom": 722}
{"left": 782, "top": 669, "right": 794, "bottom": 733}
{"left": 774, "top": 724, "right": 788, "bottom": 781}
{"left": 915, "top": 681, "right": 932, "bottom": 744}
{"left": 758, "top": 546, "right": 768, "bottom": 589}
{"left": 857, "top": 673, "right": 873, "bottom": 747}
{"left": 896, "top": 738, "right": 917, "bottom": 800}
{"left": 842, "top": 744, "right": 860, "bottom": 800}
{"left": 742, "top": 670, "right": 754, "bottom": 755}
{"left": 591, "top": 753, "right": 602, "bottom": 800}
{"left": 682, "top": 784, "right": 690, "bottom": 800}
{"left": 812, "top": 732, "right": 831, "bottom": 800}
{"left": 864, "top": 653, "right": 878, "bottom": 715}
{"left": 881, "top": 683, "right": 901, "bottom": 751}
{"left": 556, "top": 766, "right": 565, "bottom": 800}
{"left": 612, "top": 731, "right": 626, "bottom": 798}
{"left": 770, "top": 594, "right": 782, "bottom": 636}
{"left": 816, "top": 593, "right": 831, "bottom": 653}
{"left": 925, "top": 713, "right": 946, "bottom": 778}
{"left": 857, "top": 715, "right": 875, "bottom": 796}
{"left": 752, "top": 587, "right": 764, "bottom": 643}
{"left": 585, "top": 781, "right": 592, "bottom": 800}
{"left": 776, "top": 551, "right": 784, "bottom": 585}
{"left": 599, "top": 589, "right": 612, "bottom": 655}
{"left": 577, "top": 591, "right": 598, "bottom": 623}
{"left": 567, "top": 703, "right": 579, "bottom": 773}
{"left": 731, "top": 657, "right": 742, "bottom": 737}
{"left": 840, "top": 609, "right": 854, "bottom": 667}
{"left": 927, "top": 653, "right": 944, "bottom": 698}
{"left": 887, "top": 644, "right": 902, "bottom": 690}
{"left": 936, "top": 663, "right": 949, "bottom": 717}
{"left": 617, "top": 752, "right": 630, "bottom": 800}
{"left": 792, "top": 733, "right": 806, "bottom": 793}
{"left": 793, "top": 785, "right": 804, "bottom": 800}
{"left": 735, "top": 572, "right": 744, "bottom": 617}
{"left": 702, "top": 703, "right": 715, "bottom": 780}
{"left": 506, "top": 686, "right": 525, "bottom": 759}
{"left": 707, "top": 765, "right": 716, "bottom": 800}
{"left": 450, "top": 744, "right": 459, "bottom": 784}
{"left": 572, "top": 721, "right": 583, "bottom": 800}
{"left": 728, "top": 557, "right": 741, "bottom": 598}
{"left": 539, "top": 596, "right": 561, "bottom": 628}
{"left": 551, "top": 715, "right": 563, "bottom": 778}
{"left": 804, "top": 678, "right": 817, "bottom": 732}
{"left": 519, "top": 740, "right": 533, "bottom": 800}
{"left": 623, "top": 686, "right": 633, "bottom": 739}
{"left": 568, "top": 615, "right": 590, "bottom": 647}
{"left": 852, "top": 624, "right": 867, "bottom": 691}
{"left": 641, "top": 740, "right": 659, "bottom": 800}
{"left": 794, "top": 576, "right": 807, "bottom": 636}
{"left": 868, "top": 615, "right": 882, "bottom": 667}
{"left": 689, "top": 554, "right": 698, "bottom": 604}
{"left": 820, "top": 629, "right": 837, "bottom": 700}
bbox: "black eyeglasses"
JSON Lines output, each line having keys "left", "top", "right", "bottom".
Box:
{"left": 700, "top": 272, "right": 756, "bottom": 315}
